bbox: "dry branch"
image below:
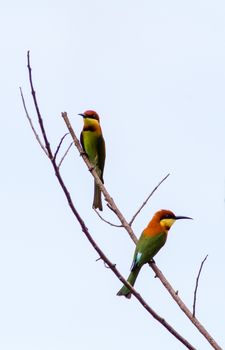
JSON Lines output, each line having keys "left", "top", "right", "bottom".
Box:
{"left": 20, "top": 87, "right": 48, "bottom": 156}
{"left": 93, "top": 208, "right": 122, "bottom": 227}
{"left": 129, "top": 173, "right": 170, "bottom": 226}
{"left": 27, "top": 52, "right": 53, "bottom": 159}
{"left": 58, "top": 142, "right": 73, "bottom": 168}
{"left": 62, "top": 112, "right": 222, "bottom": 350}
{"left": 21, "top": 54, "right": 197, "bottom": 350}
{"left": 193, "top": 255, "right": 208, "bottom": 318}
{"left": 22, "top": 51, "right": 222, "bottom": 350}
{"left": 53, "top": 133, "right": 69, "bottom": 162}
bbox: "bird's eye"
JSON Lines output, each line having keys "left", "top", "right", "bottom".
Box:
{"left": 164, "top": 214, "right": 173, "bottom": 219}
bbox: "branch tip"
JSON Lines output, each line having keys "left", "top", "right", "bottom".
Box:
{"left": 192, "top": 255, "right": 208, "bottom": 317}
{"left": 129, "top": 173, "right": 170, "bottom": 226}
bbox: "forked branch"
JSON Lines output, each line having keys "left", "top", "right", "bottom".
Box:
{"left": 61, "top": 113, "right": 222, "bottom": 350}
{"left": 21, "top": 51, "right": 222, "bottom": 350}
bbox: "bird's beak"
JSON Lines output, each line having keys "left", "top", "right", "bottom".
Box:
{"left": 78, "top": 113, "right": 85, "bottom": 117}
{"left": 175, "top": 216, "right": 193, "bottom": 220}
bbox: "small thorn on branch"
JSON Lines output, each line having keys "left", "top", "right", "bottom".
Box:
{"left": 96, "top": 257, "right": 115, "bottom": 268}
{"left": 104, "top": 262, "right": 115, "bottom": 269}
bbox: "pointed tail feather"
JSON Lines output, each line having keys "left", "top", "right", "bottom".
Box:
{"left": 93, "top": 180, "right": 102, "bottom": 211}
{"left": 117, "top": 267, "right": 141, "bottom": 299}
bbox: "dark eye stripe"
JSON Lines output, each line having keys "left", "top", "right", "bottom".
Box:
{"left": 163, "top": 214, "right": 175, "bottom": 219}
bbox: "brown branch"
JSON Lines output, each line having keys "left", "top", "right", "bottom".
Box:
{"left": 27, "top": 51, "right": 53, "bottom": 159}
{"left": 20, "top": 87, "right": 48, "bottom": 156}
{"left": 48, "top": 169, "right": 197, "bottom": 350}
{"left": 22, "top": 53, "right": 198, "bottom": 350}
{"left": 93, "top": 208, "right": 123, "bottom": 227}
{"left": 62, "top": 112, "right": 222, "bottom": 350}
{"left": 58, "top": 142, "right": 73, "bottom": 169}
{"left": 148, "top": 262, "right": 223, "bottom": 350}
{"left": 193, "top": 255, "right": 208, "bottom": 318}
{"left": 53, "top": 133, "right": 69, "bottom": 162}
{"left": 129, "top": 173, "right": 170, "bottom": 226}
{"left": 22, "top": 52, "right": 222, "bottom": 350}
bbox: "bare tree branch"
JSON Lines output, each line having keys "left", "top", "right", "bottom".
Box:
{"left": 58, "top": 142, "right": 73, "bottom": 169}
{"left": 193, "top": 255, "right": 208, "bottom": 318}
{"left": 27, "top": 51, "right": 52, "bottom": 159}
{"left": 21, "top": 52, "right": 222, "bottom": 350}
{"left": 21, "top": 57, "right": 198, "bottom": 350}
{"left": 20, "top": 87, "right": 48, "bottom": 156}
{"left": 129, "top": 173, "right": 170, "bottom": 226}
{"left": 93, "top": 208, "right": 122, "bottom": 227}
{"left": 53, "top": 133, "right": 69, "bottom": 162}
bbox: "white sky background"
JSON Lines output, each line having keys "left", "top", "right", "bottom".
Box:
{"left": 1, "top": 0, "right": 225, "bottom": 349}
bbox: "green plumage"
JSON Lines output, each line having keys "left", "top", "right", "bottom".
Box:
{"left": 81, "top": 129, "right": 105, "bottom": 181}
{"left": 117, "top": 231, "right": 167, "bottom": 298}
{"left": 80, "top": 114, "right": 105, "bottom": 211}
{"left": 117, "top": 209, "right": 192, "bottom": 298}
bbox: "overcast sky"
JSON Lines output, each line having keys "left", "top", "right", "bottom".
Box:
{"left": 1, "top": 1, "right": 225, "bottom": 349}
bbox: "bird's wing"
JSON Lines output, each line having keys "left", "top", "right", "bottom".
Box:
{"left": 80, "top": 132, "right": 84, "bottom": 151}
{"left": 131, "top": 232, "right": 167, "bottom": 271}
{"left": 97, "top": 135, "right": 106, "bottom": 181}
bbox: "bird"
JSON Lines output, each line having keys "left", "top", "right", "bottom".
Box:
{"left": 117, "top": 209, "right": 192, "bottom": 298}
{"left": 79, "top": 110, "right": 106, "bottom": 211}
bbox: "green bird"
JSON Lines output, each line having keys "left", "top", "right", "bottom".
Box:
{"left": 117, "top": 209, "right": 192, "bottom": 298}
{"left": 79, "top": 110, "right": 106, "bottom": 211}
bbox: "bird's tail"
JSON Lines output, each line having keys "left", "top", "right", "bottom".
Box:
{"left": 117, "top": 267, "right": 141, "bottom": 299}
{"left": 93, "top": 180, "right": 102, "bottom": 211}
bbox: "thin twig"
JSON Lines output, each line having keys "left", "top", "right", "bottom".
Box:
{"left": 53, "top": 133, "right": 69, "bottom": 161}
{"left": 27, "top": 51, "right": 52, "bottom": 159}
{"left": 58, "top": 142, "right": 73, "bottom": 168}
{"left": 129, "top": 173, "right": 170, "bottom": 226}
{"left": 20, "top": 87, "right": 48, "bottom": 156}
{"left": 107, "top": 203, "right": 117, "bottom": 212}
{"left": 93, "top": 208, "right": 123, "bottom": 227}
{"left": 193, "top": 255, "right": 208, "bottom": 318}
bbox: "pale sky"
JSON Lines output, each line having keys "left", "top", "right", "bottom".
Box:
{"left": 1, "top": 1, "right": 225, "bottom": 349}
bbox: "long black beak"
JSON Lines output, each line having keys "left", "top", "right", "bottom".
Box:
{"left": 78, "top": 113, "right": 85, "bottom": 118}
{"left": 175, "top": 216, "right": 193, "bottom": 220}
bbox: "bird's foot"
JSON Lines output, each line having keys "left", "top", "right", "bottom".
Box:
{"left": 80, "top": 150, "right": 87, "bottom": 156}
{"left": 104, "top": 262, "right": 116, "bottom": 269}
{"left": 89, "top": 165, "right": 95, "bottom": 172}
